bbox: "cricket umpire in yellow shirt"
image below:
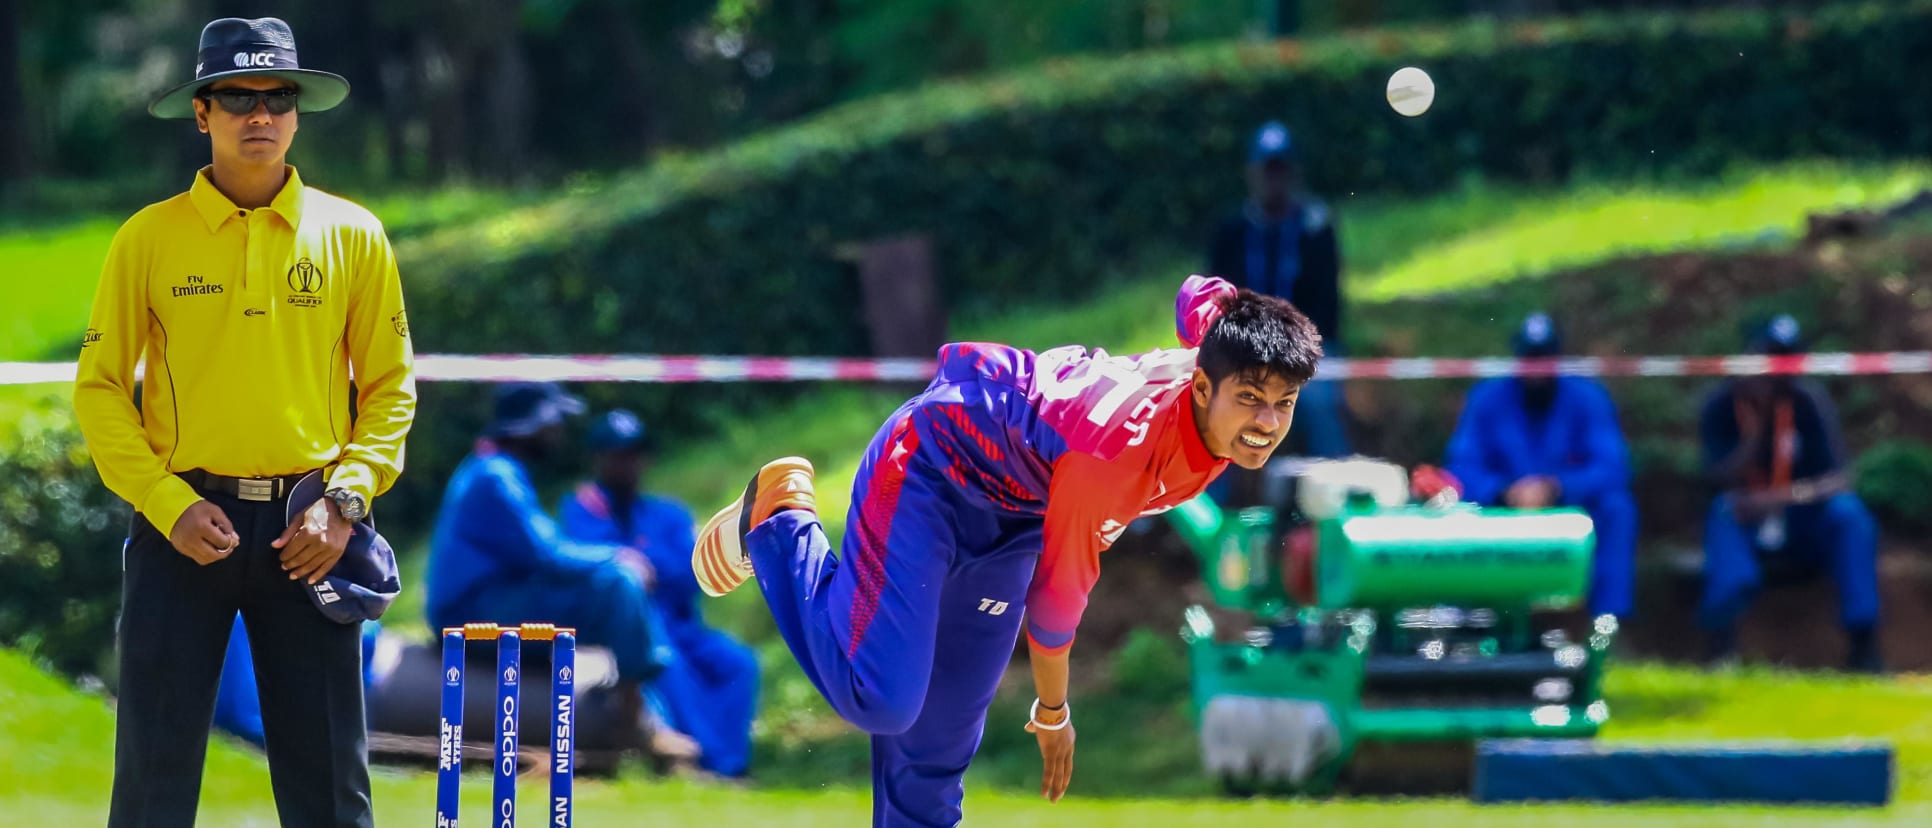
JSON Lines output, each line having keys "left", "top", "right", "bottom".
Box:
{"left": 73, "top": 18, "right": 415, "bottom": 827}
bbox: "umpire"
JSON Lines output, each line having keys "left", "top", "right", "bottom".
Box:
{"left": 73, "top": 18, "right": 416, "bottom": 827}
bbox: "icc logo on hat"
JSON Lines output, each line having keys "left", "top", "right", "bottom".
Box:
{"left": 149, "top": 17, "right": 350, "bottom": 119}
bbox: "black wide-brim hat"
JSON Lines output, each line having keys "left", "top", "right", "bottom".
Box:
{"left": 149, "top": 17, "right": 349, "bottom": 119}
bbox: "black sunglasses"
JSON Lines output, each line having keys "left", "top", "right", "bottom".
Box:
{"left": 200, "top": 88, "right": 301, "bottom": 116}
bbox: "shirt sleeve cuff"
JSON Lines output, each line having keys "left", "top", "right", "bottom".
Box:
{"left": 1026, "top": 629, "right": 1075, "bottom": 656}
{"left": 140, "top": 476, "right": 204, "bottom": 538}
{"left": 327, "top": 462, "right": 376, "bottom": 504}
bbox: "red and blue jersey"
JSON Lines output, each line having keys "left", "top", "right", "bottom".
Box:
{"left": 740, "top": 276, "right": 1243, "bottom": 822}
{"left": 912, "top": 275, "right": 1236, "bottom": 653}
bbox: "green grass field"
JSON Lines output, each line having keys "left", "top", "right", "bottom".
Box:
{"left": 3, "top": 160, "right": 1925, "bottom": 366}
{"left": 5, "top": 647, "right": 1926, "bottom": 825}
{"left": 0, "top": 219, "right": 122, "bottom": 362}
{"left": 1351, "top": 162, "right": 1932, "bottom": 300}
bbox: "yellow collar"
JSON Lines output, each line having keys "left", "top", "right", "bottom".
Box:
{"left": 189, "top": 165, "right": 307, "bottom": 233}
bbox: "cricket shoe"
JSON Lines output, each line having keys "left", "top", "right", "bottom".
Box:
{"left": 693, "top": 456, "right": 817, "bottom": 597}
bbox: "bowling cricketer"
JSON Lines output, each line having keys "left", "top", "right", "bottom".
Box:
{"left": 687, "top": 274, "right": 1321, "bottom": 822}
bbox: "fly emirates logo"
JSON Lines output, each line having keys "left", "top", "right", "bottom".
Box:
{"left": 172, "top": 274, "right": 224, "bottom": 298}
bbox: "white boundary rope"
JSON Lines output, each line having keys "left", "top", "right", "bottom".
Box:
{"left": 5, "top": 351, "right": 1927, "bottom": 385}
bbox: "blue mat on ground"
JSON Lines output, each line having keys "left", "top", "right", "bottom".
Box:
{"left": 1472, "top": 739, "right": 1892, "bottom": 806}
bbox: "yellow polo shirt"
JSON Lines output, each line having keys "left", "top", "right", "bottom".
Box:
{"left": 74, "top": 166, "right": 417, "bottom": 534}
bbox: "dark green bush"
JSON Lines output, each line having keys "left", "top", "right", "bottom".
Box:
{"left": 1855, "top": 440, "right": 1932, "bottom": 535}
{"left": 0, "top": 399, "right": 130, "bottom": 677}
{"left": 1112, "top": 626, "right": 1190, "bottom": 698}
{"left": 399, "top": 0, "right": 1932, "bottom": 356}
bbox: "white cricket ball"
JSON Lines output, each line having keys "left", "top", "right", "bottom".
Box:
{"left": 1386, "top": 66, "right": 1435, "bottom": 117}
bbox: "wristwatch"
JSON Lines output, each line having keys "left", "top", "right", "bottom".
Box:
{"left": 325, "top": 487, "right": 368, "bottom": 522}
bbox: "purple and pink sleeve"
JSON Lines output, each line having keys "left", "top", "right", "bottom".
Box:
{"left": 1176, "top": 274, "right": 1235, "bottom": 348}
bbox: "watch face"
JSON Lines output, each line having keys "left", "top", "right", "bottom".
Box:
{"left": 330, "top": 491, "right": 366, "bottom": 519}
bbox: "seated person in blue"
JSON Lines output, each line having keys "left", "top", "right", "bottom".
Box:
{"left": 1445, "top": 313, "right": 1638, "bottom": 620}
{"left": 560, "top": 410, "right": 761, "bottom": 778}
{"left": 425, "top": 382, "right": 670, "bottom": 749}
{"left": 1698, "top": 315, "right": 1881, "bottom": 672}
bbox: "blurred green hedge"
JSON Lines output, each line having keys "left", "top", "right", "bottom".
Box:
{"left": 1855, "top": 440, "right": 1932, "bottom": 536}
{"left": 399, "top": 0, "right": 1932, "bottom": 356}
{"left": 371, "top": 0, "right": 1932, "bottom": 533}
{"left": 0, "top": 401, "right": 129, "bottom": 678}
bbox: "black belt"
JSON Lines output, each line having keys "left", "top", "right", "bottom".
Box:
{"left": 179, "top": 469, "right": 314, "bottom": 502}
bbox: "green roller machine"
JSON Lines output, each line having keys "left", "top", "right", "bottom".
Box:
{"left": 1168, "top": 459, "right": 1619, "bottom": 794}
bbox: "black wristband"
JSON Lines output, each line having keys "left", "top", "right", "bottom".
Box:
{"left": 1037, "top": 699, "right": 1065, "bottom": 711}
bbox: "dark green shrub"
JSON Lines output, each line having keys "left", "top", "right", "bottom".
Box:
{"left": 400, "top": 1, "right": 1932, "bottom": 357}
{"left": 1855, "top": 440, "right": 1932, "bottom": 535}
{"left": 1113, "top": 626, "right": 1190, "bottom": 698}
{"left": 0, "top": 399, "right": 129, "bottom": 677}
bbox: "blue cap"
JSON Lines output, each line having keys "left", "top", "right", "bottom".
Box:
{"left": 1749, "top": 314, "right": 1805, "bottom": 355}
{"left": 307, "top": 523, "right": 402, "bottom": 624}
{"left": 1250, "top": 121, "right": 1295, "bottom": 164}
{"left": 588, "top": 408, "right": 654, "bottom": 453}
{"left": 486, "top": 381, "right": 585, "bottom": 438}
{"left": 1512, "top": 312, "right": 1563, "bottom": 357}
{"left": 288, "top": 474, "right": 401, "bottom": 625}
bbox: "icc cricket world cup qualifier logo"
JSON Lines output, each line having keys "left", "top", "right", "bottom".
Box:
{"left": 286, "top": 258, "right": 325, "bottom": 308}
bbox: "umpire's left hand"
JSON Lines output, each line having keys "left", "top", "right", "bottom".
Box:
{"left": 274, "top": 498, "right": 353, "bottom": 585}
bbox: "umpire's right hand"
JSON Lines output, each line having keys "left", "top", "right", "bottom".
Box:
{"left": 170, "top": 500, "right": 240, "bottom": 564}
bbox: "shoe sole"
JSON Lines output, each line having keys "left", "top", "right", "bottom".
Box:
{"left": 694, "top": 458, "right": 815, "bottom": 597}
{"left": 693, "top": 471, "right": 761, "bottom": 597}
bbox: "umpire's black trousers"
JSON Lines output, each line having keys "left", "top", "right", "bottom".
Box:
{"left": 108, "top": 483, "right": 373, "bottom": 828}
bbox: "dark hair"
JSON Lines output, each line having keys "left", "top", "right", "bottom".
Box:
{"left": 1196, "top": 289, "right": 1323, "bottom": 387}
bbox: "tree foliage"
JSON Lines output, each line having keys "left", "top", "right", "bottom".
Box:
{"left": 3, "top": 0, "right": 1844, "bottom": 204}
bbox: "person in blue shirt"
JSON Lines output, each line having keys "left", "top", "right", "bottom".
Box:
{"left": 1445, "top": 313, "right": 1638, "bottom": 620}
{"left": 424, "top": 382, "right": 668, "bottom": 749}
{"left": 1208, "top": 120, "right": 1348, "bottom": 459}
{"left": 560, "top": 410, "right": 761, "bottom": 778}
{"left": 1698, "top": 316, "right": 1881, "bottom": 673}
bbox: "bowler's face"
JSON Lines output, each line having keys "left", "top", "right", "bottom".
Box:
{"left": 1193, "top": 369, "right": 1301, "bottom": 470}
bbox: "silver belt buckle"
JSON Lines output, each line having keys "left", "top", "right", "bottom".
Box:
{"left": 236, "top": 478, "right": 277, "bottom": 502}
